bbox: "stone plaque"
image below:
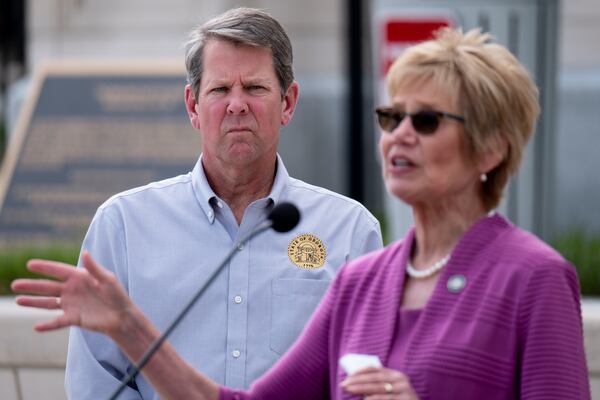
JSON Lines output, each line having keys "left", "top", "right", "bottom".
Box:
{"left": 0, "top": 61, "right": 201, "bottom": 248}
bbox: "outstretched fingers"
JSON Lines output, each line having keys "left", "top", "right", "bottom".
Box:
{"left": 26, "top": 259, "right": 75, "bottom": 281}
{"left": 11, "top": 279, "right": 62, "bottom": 297}
{"left": 15, "top": 295, "right": 61, "bottom": 310}
{"left": 81, "top": 251, "right": 112, "bottom": 282}
{"left": 13, "top": 252, "right": 128, "bottom": 334}
{"left": 33, "top": 313, "right": 77, "bottom": 332}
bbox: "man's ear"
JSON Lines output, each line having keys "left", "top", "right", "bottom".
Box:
{"left": 185, "top": 84, "right": 201, "bottom": 130}
{"left": 280, "top": 81, "right": 299, "bottom": 126}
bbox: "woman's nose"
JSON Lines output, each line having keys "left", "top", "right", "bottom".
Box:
{"left": 391, "top": 116, "right": 417, "bottom": 143}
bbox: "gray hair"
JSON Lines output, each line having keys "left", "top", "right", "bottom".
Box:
{"left": 185, "top": 7, "right": 294, "bottom": 100}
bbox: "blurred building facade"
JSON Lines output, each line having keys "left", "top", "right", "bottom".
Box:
{"left": 2, "top": 0, "right": 599, "bottom": 237}
{"left": 555, "top": 1, "right": 600, "bottom": 234}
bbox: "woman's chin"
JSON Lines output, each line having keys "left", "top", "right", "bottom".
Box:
{"left": 386, "top": 185, "right": 419, "bottom": 205}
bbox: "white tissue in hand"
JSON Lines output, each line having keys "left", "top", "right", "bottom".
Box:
{"left": 339, "top": 353, "right": 382, "bottom": 375}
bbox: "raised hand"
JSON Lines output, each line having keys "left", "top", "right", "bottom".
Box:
{"left": 341, "top": 366, "right": 419, "bottom": 400}
{"left": 11, "top": 251, "right": 134, "bottom": 336}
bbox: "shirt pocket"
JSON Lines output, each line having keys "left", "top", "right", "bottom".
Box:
{"left": 270, "top": 278, "right": 331, "bottom": 355}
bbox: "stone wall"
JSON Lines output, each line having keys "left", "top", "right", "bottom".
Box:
{"left": 0, "top": 298, "right": 67, "bottom": 400}
{"left": 1, "top": 296, "right": 600, "bottom": 399}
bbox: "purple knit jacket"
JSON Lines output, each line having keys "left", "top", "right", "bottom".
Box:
{"left": 221, "top": 214, "right": 590, "bottom": 399}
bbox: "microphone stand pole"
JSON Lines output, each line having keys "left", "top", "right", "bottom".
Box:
{"left": 108, "top": 221, "right": 272, "bottom": 400}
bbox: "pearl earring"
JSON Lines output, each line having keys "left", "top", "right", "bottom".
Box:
{"left": 480, "top": 173, "right": 487, "bottom": 182}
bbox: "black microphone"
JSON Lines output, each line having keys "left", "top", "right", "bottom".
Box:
{"left": 108, "top": 202, "right": 300, "bottom": 400}
{"left": 268, "top": 201, "right": 300, "bottom": 232}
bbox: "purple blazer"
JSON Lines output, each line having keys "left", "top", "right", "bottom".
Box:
{"left": 221, "top": 213, "right": 590, "bottom": 399}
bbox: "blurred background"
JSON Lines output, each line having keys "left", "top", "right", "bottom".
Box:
{"left": 0, "top": 1, "right": 599, "bottom": 399}
{"left": 0, "top": 0, "right": 598, "bottom": 289}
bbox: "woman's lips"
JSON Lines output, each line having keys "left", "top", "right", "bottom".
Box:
{"left": 391, "top": 157, "right": 415, "bottom": 168}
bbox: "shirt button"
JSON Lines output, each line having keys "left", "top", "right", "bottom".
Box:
{"left": 237, "top": 242, "right": 244, "bottom": 251}
{"left": 232, "top": 350, "right": 241, "bottom": 358}
{"left": 234, "top": 295, "right": 243, "bottom": 304}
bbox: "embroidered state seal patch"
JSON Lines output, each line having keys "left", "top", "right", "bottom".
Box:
{"left": 288, "top": 233, "right": 327, "bottom": 269}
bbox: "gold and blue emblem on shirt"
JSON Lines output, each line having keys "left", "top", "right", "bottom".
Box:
{"left": 288, "top": 233, "right": 327, "bottom": 269}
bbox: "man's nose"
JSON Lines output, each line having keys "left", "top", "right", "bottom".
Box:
{"left": 226, "top": 92, "right": 249, "bottom": 115}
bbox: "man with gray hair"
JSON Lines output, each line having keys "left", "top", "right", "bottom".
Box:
{"left": 65, "top": 7, "right": 382, "bottom": 399}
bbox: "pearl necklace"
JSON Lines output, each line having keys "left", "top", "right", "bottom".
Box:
{"left": 406, "top": 255, "right": 450, "bottom": 279}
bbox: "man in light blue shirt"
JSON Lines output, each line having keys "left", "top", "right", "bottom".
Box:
{"left": 65, "top": 7, "right": 382, "bottom": 399}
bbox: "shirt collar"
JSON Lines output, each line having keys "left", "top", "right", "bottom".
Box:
{"left": 191, "top": 156, "right": 218, "bottom": 223}
{"left": 191, "top": 154, "right": 289, "bottom": 223}
{"left": 268, "top": 154, "right": 289, "bottom": 205}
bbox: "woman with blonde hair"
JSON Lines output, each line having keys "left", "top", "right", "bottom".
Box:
{"left": 13, "top": 27, "right": 589, "bottom": 399}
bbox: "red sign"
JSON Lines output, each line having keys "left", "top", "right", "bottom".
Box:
{"left": 380, "top": 17, "right": 454, "bottom": 74}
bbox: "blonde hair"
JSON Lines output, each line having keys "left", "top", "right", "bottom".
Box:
{"left": 386, "top": 27, "right": 540, "bottom": 210}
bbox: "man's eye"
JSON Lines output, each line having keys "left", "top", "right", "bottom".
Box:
{"left": 212, "top": 87, "right": 228, "bottom": 93}
{"left": 249, "top": 85, "right": 266, "bottom": 91}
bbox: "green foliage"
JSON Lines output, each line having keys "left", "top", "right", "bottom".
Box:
{"left": 553, "top": 231, "right": 600, "bottom": 296}
{"left": 2, "top": 231, "right": 597, "bottom": 296}
{"left": 370, "top": 209, "right": 390, "bottom": 245}
{"left": 0, "top": 246, "right": 80, "bottom": 295}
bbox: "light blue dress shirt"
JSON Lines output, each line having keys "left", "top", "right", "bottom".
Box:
{"left": 65, "top": 155, "right": 382, "bottom": 399}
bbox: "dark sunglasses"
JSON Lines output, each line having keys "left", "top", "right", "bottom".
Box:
{"left": 375, "top": 107, "right": 465, "bottom": 135}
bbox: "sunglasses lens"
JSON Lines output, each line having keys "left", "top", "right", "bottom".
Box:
{"left": 376, "top": 110, "right": 400, "bottom": 132}
{"left": 411, "top": 112, "right": 440, "bottom": 134}
{"left": 376, "top": 109, "right": 448, "bottom": 134}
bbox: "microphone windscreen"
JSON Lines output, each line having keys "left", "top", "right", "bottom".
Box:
{"left": 268, "top": 202, "right": 301, "bottom": 232}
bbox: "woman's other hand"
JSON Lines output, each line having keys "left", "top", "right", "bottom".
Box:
{"left": 341, "top": 366, "right": 419, "bottom": 399}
